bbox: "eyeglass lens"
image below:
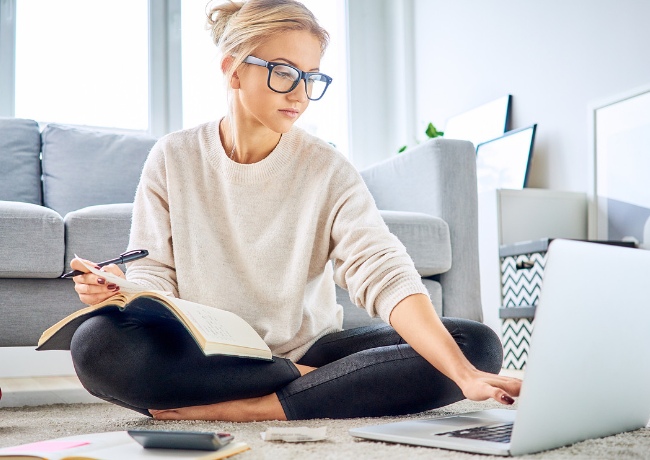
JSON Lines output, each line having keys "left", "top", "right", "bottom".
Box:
{"left": 269, "top": 64, "right": 328, "bottom": 100}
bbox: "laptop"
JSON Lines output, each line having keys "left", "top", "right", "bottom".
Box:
{"left": 350, "top": 239, "right": 650, "bottom": 456}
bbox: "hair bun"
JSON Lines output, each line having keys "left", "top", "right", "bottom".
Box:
{"left": 207, "top": 0, "right": 244, "bottom": 45}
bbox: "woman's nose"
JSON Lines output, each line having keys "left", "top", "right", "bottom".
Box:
{"left": 288, "top": 80, "right": 309, "bottom": 103}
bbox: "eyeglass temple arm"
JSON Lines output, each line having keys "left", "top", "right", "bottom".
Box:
{"left": 243, "top": 56, "right": 267, "bottom": 66}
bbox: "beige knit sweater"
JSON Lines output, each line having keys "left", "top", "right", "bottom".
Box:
{"left": 126, "top": 121, "right": 428, "bottom": 361}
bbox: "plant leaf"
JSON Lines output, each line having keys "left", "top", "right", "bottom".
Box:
{"left": 425, "top": 122, "right": 442, "bottom": 138}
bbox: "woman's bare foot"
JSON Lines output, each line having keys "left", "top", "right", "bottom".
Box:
{"left": 150, "top": 392, "right": 286, "bottom": 422}
{"left": 149, "top": 365, "right": 319, "bottom": 421}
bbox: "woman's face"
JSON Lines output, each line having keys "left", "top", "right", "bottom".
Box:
{"left": 234, "top": 30, "right": 322, "bottom": 134}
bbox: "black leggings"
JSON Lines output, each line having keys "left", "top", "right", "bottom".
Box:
{"left": 70, "top": 311, "right": 503, "bottom": 420}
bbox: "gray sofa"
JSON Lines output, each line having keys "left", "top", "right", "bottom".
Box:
{"left": 0, "top": 117, "right": 482, "bottom": 347}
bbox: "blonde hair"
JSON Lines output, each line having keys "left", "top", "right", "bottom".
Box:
{"left": 207, "top": 0, "right": 329, "bottom": 90}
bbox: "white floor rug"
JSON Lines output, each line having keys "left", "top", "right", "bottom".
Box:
{"left": 2, "top": 399, "right": 650, "bottom": 459}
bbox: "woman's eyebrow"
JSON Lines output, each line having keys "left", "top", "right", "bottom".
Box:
{"left": 271, "top": 57, "right": 320, "bottom": 72}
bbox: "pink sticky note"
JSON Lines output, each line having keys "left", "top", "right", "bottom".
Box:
{"left": 9, "top": 440, "right": 90, "bottom": 452}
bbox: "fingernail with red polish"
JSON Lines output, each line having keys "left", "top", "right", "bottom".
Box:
{"left": 501, "top": 395, "right": 515, "bottom": 405}
{"left": 97, "top": 278, "right": 105, "bottom": 285}
{"left": 94, "top": 266, "right": 101, "bottom": 270}
{"left": 107, "top": 284, "right": 117, "bottom": 290}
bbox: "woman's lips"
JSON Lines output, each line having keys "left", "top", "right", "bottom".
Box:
{"left": 279, "top": 109, "right": 299, "bottom": 119}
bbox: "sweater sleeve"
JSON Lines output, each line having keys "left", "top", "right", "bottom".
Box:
{"left": 328, "top": 167, "right": 429, "bottom": 323}
{"left": 125, "top": 140, "right": 179, "bottom": 296}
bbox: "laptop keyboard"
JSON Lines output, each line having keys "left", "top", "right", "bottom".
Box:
{"left": 438, "top": 422, "right": 513, "bottom": 443}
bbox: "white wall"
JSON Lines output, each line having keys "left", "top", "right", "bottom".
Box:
{"left": 412, "top": 0, "right": 650, "bottom": 192}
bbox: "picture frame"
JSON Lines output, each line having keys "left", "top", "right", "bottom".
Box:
{"left": 589, "top": 84, "right": 650, "bottom": 244}
{"left": 475, "top": 124, "right": 537, "bottom": 194}
{"left": 444, "top": 95, "right": 512, "bottom": 150}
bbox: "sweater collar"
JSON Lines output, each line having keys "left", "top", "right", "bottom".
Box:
{"left": 206, "top": 120, "right": 299, "bottom": 183}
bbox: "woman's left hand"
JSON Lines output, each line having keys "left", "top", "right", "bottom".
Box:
{"left": 389, "top": 294, "right": 523, "bottom": 407}
{"left": 458, "top": 370, "right": 522, "bottom": 405}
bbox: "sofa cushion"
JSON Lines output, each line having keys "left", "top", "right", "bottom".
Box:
{"left": 41, "top": 124, "right": 156, "bottom": 216}
{"left": 0, "top": 118, "right": 42, "bottom": 205}
{"left": 380, "top": 210, "right": 451, "bottom": 277}
{"left": 64, "top": 203, "right": 134, "bottom": 272}
{"left": 0, "top": 201, "right": 64, "bottom": 277}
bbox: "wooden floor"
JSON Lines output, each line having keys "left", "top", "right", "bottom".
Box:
{"left": 0, "top": 375, "right": 103, "bottom": 407}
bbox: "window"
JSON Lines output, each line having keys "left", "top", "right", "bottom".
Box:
{"left": 14, "top": 0, "right": 149, "bottom": 130}
{"left": 180, "top": 0, "right": 225, "bottom": 130}
{"left": 8, "top": 0, "right": 348, "bottom": 144}
{"left": 297, "top": 0, "right": 349, "bottom": 156}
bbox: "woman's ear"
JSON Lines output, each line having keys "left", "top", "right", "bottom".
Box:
{"left": 221, "top": 55, "right": 240, "bottom": 90}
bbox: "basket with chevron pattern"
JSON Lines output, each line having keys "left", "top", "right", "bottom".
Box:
{"left": 498, "top": 239, "right": 550, "bottom": 370}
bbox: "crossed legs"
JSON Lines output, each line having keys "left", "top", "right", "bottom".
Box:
{"left": 70, "top": 312, "right": 503, "bottom": 420}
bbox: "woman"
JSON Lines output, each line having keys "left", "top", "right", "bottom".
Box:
{"left": 69, "top": 0, "right": 521, "bottom": 421}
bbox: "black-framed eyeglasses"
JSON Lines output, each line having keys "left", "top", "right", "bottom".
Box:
{"left": 243, "top": 55, "right": 332, "bottom": 101}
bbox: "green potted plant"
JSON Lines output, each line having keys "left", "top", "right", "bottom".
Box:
{"left": 398, "top": 122, "right": 444, "bottom": 153}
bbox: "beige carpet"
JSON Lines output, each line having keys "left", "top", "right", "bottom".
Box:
{"left": 2, "top": 400, "right": 650, "bottom": 459}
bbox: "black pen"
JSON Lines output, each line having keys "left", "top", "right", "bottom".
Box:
{"left": 60, "top": 249, "right": 149, "bottom": 279}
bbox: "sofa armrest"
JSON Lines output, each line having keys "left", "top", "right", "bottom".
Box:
{"left": 379, "top": 210, "right": 451, "bottom": 277}
{"left": 359, "top": 138, "right": 482, "bottom": 321}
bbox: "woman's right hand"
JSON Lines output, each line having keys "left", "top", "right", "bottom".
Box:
{"left": 70, "top": 258, "right": 125, "bottom": 306}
